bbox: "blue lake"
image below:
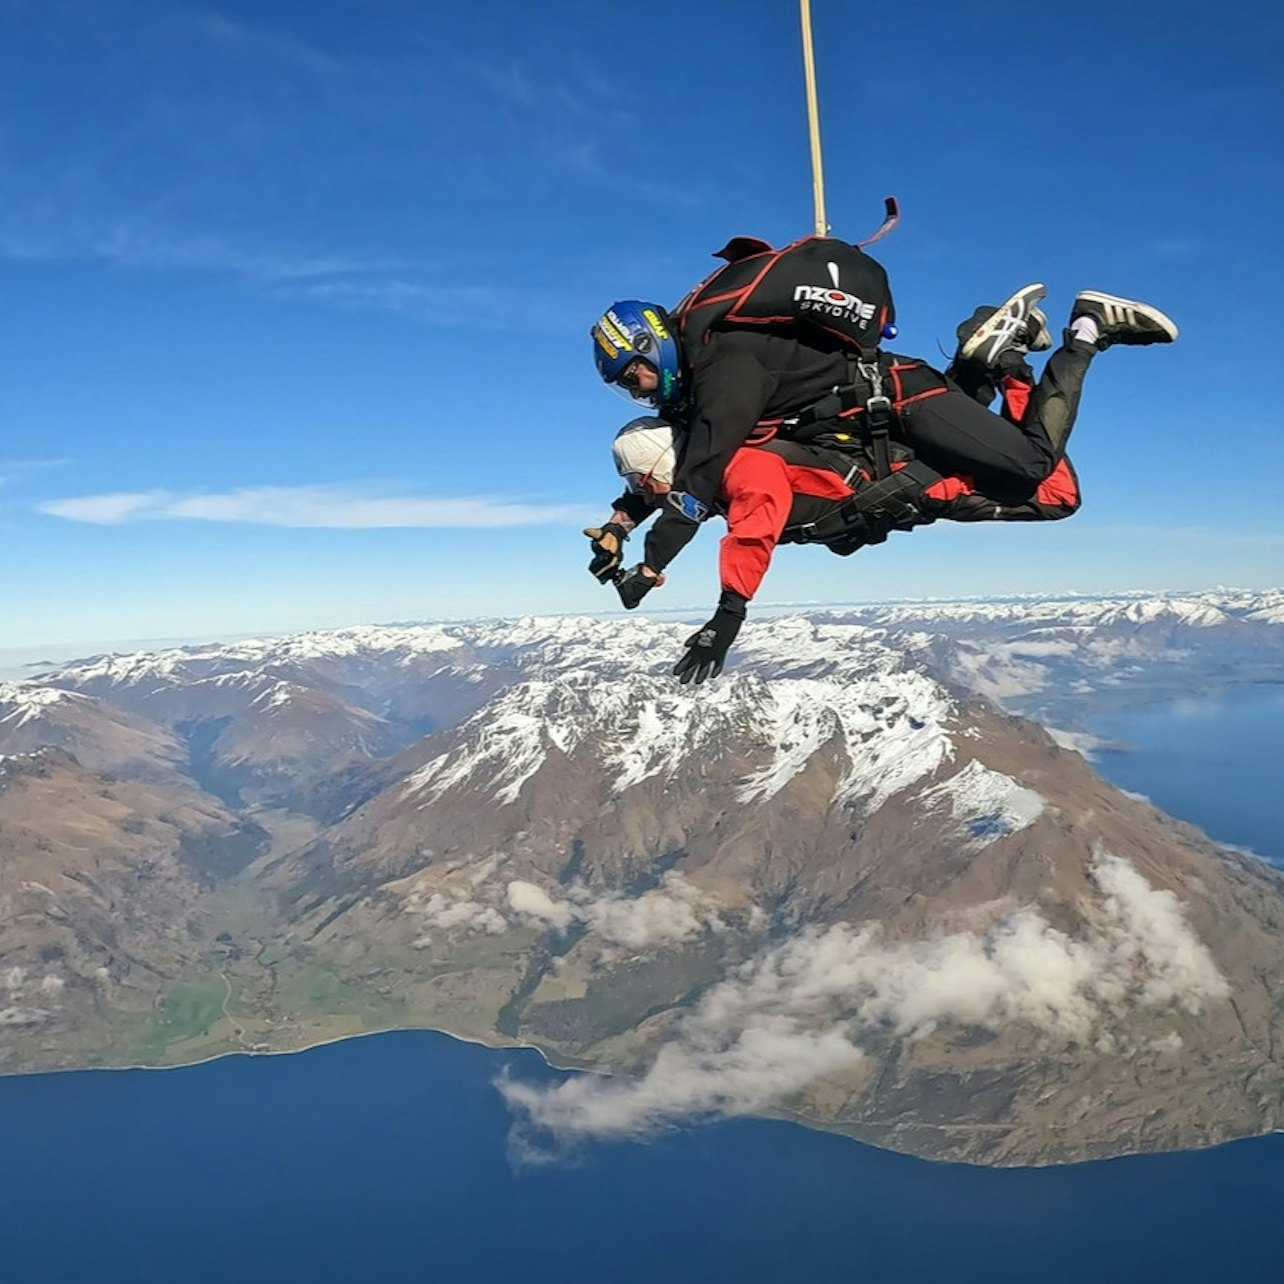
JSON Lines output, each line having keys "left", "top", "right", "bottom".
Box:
{"left": 3, "top": 1030, "right": 1283, "bottom": 1284}
{"left": 1089, "top": 683, "right": 1284, "bottom": 865}
{"left": 5, "top": 687, "right": 1284, "bottom": 1283}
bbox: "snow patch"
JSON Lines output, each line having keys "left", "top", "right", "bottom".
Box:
{"left": 919, "top": 760, "right": 1046, "bottom": 844}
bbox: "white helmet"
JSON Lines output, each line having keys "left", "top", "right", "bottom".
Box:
{"left": 612, "top": 416, "right": 678, "bottom": 492}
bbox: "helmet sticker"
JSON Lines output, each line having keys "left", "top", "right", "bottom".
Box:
{"left": 642, "top": 308, "right": 671, "bottom": 340}
{"left": 602, "top": 312, "right": 634, "bottom": 351}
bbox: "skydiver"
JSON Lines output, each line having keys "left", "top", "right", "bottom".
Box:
{"left": 584, "top": 289, "right": 1165, "bottom": 683}
{"left": 586, "top": 264, "right": 1178, "bottom": 650}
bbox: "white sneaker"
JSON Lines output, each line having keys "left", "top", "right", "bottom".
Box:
{"left": 958, "top": 283, "right": 1049, "bottom": 364}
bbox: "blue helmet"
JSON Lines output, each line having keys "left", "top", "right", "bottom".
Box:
{"left": 590, "top": 300, "right": 682, "bottom": 409}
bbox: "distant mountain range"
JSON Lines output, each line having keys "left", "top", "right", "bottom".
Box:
{"left": 2, "top": 589, "right": 1282, "bottom": 1165}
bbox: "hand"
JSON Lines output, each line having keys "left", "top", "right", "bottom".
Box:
{"left": 672, "top": 591, "right": 747, "bottom": 685}
{"left": 615, "top": 563, "right": 663, "bottom": 610}
{"left": 584, "top": 522, "right": 629, "bottom": 583}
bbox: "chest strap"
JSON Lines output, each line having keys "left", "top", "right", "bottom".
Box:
{"left": 783, "top": 356, "right": 898, "bottom": 478}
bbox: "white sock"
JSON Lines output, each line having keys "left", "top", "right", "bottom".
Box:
{"left": 1071, "top": 315, "right": 1100, "bottom": 346}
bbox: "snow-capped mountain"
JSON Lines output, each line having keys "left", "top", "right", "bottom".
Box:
{"left": 32, "top": 630, "right": 488, "bottom": 808}
{"left": 37, "top": 590, "right": 1284, "bottom": 742}
{"left": 0, "top": 682, "right": 183, "bottom": 778}
{"left": 806, "top": 588, "right": 1284, "bottom": 720}
{"left": 4, "top": 590, "right": 1283, "bottom": 1165}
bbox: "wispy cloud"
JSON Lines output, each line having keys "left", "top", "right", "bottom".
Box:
{"left": 0, "top": 459, "right": 72, "bottom": 489}
{"left": 0, "top": 206, "right": 431, "bottom": 289}
{"left": 185, "top": 5, "right": 343, "bottom": 77}
{"left": 0, "top": 1, "right": 426, "bottom": 302}
{"left": 280, "top": 277, "right": 561, "bottom": 328}
{"left": 38, "top": 485, "right": 590, "bottom": 529}
{"left": 463, "top": 55, "right": 704, "bottom": 209}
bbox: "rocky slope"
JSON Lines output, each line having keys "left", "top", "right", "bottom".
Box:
{"left": 0, "top": 747, "right": 266, "bottom": 1069}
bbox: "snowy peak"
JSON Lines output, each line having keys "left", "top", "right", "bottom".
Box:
{"left": 0, "top": 683, "right": 88, "bottom": 728}
{"left": 0, "top": 683, "right": 181, "bottom": 778}
{"left": 393, "top": 619, "right": 958, "bottom": 816}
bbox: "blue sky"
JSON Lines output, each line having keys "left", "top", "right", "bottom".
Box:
{"left": 1, "top": 0, "right": 1281, "bottom": 649}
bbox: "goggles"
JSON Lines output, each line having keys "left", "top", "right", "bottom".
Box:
{"left": 615, "top": 357, "right": 652, "bottom": 392}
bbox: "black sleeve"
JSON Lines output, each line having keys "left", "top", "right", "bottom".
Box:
{"left": 643, "top": 335, "right": 778, "bottom": 573}
{"left": 611, "top": 491, "right": 657, "bottom": 527}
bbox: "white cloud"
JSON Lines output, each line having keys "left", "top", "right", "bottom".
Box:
{"left": 403, "top": 868, "right": 512, "bottom": 948}
{"left": 502, "top": 1017, "right": 863, "bottom": 1160}
{"left": 406, "top": 868, "right": 727, "bottom": 955}
{"left": 39, "top": 486, "right": 588, "bottom": 529}
{"left": 506, "top": 881, "right": 577, "bottom": 933}
{"left": 501, "top": 853, "right": 1228, "bottom": 1151}
{"left": 1092, "top": 853, "right": 1230, "bottom": 1008}
{"left": 585, "top": 884, "right": 715, "bottom": 951}
{"left": 506, "top": 874, "right": 724, "bottom": 950}
{"left": 408, "top": 892, "right": 508, "bottom": 943}
{"left": 39, "top": 491, "right": 170, "bottom": 524}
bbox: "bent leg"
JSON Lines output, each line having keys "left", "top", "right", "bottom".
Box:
{"left": 900, "top": 388, "right": 1059, "bottom": 488}
{"left": 1025, "top": 337, "right": 1094, "bottom": 456}
{"left": 906, "top": 330, "right": 1096, "bottom": 488}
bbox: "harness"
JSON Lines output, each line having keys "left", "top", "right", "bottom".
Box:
{"left": 785, "top": 455, "right": 945, "bottom": 553}
{"left": 785, "top": 355, "right": 897, "bottom": 475}
{"left": 765, "top": 403, "right": 948, "bottom": 555}
{"left": 774, "top": 351, "right": 947, "bottom": 471}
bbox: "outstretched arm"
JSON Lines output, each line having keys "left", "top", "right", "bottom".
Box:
{"left": 672, "top": 448, "right": 793, "bottom": 686}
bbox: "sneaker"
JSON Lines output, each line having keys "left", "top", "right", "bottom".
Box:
{"left": 954, "top": 303, "right": 1052, "bottom": 360}
{"left": 957, "top": 283, "right": 1049, "bottom": 365}
{"left": 1071, "top": 291, "right": 1179, "bottom": 348}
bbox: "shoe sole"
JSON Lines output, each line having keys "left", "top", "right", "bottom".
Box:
{"left": 1075, "top": 291, "right": 1179, "bottom": 342}
{"left": 960, "top": 282, "right": 1048, "bottom": 361}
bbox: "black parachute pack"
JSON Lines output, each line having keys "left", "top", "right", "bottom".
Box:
{"left": 673, "top": 234, "right": 895, "bottom": 356}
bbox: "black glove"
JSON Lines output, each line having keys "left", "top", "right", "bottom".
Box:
{"left": 615, "top": 564, "right": 663, "bottom": 610}
{"left": 584, "top": 522, "right": 629, "bottom": 583}
{"left": 673, "top": 591, "right": 747, "bottom": 685}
